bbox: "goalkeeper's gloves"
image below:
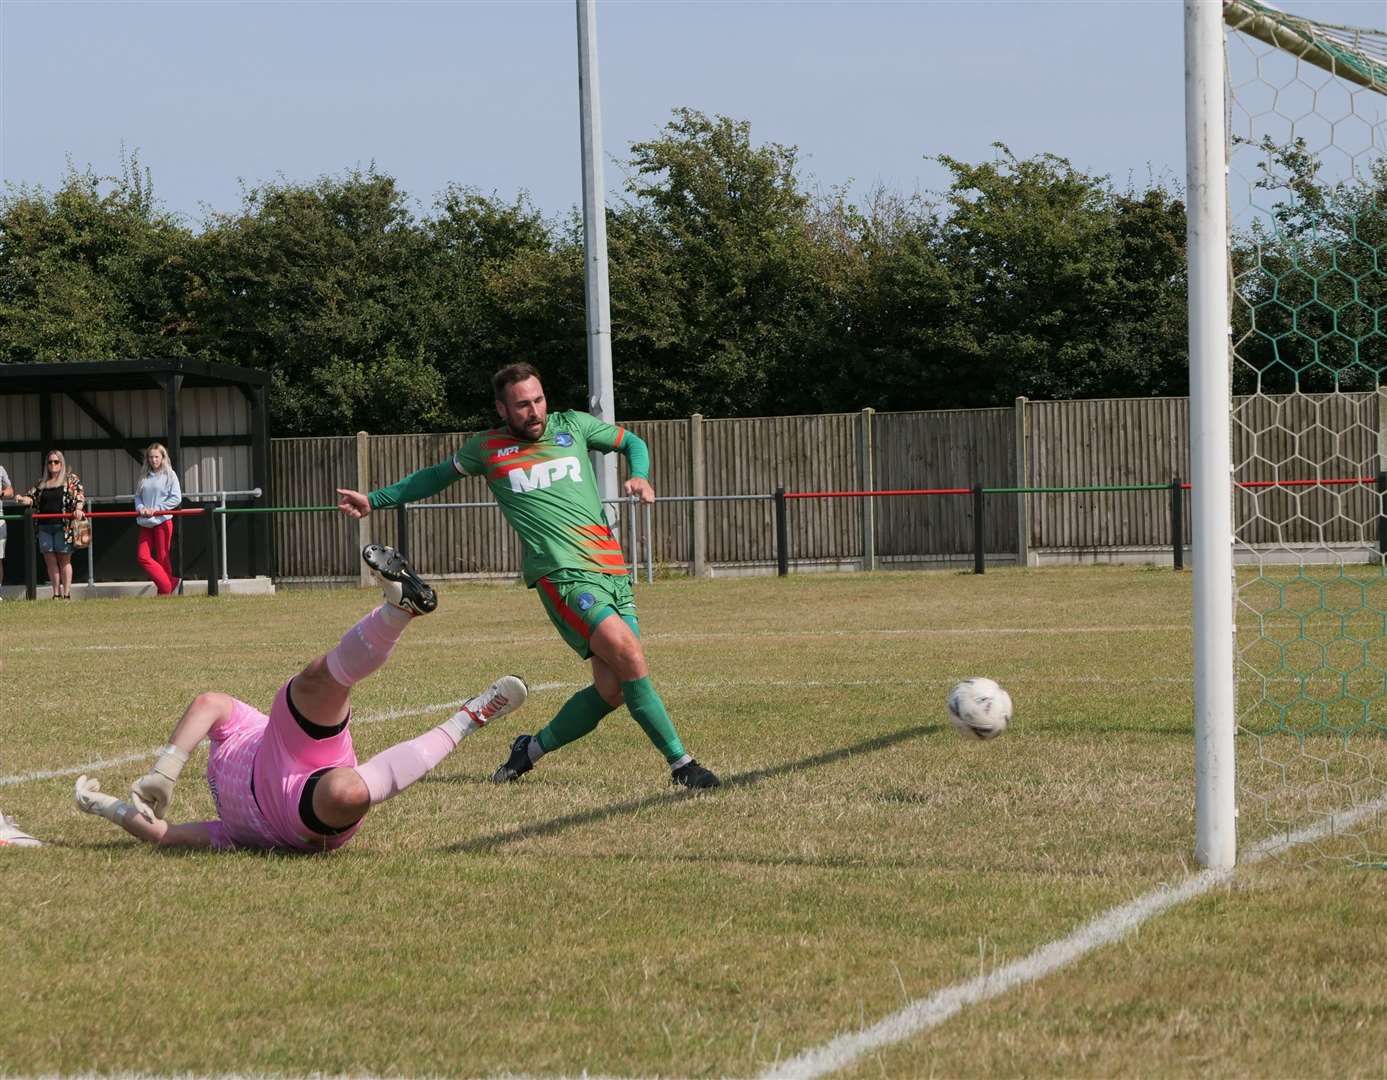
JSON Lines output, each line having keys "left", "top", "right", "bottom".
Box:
{"left": 130, "top": 744, "right": 190, "bottom": 822}
{"left": 75, "top": 775, "right": 137, "bottom": 825}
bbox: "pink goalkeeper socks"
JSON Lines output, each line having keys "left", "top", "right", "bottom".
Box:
{"left": 324, "top": 604, "right": 411, "bottom": 688}
{"left": 355, "top": 726, "right": 458, "bottom": 806}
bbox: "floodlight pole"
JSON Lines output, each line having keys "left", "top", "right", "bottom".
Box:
{"left": 577, "top": 0, "right": 620, "bottom": 525}
{"left": 1185, "top": 0, "right": 1237, "bottom": 871}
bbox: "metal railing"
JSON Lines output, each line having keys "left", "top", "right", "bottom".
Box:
{"left": 6, "top": 475, "right": 1383, "bottom": 598}
{"left": 67, "top": 490, "right": 263, "bottom": 586}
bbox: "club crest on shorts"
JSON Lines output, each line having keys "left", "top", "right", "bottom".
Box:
{"left": 576, "top": 592, "right": 596, "bottom": 611}
{"left": 555, "top": 432, "right": 574, "bottom": 447}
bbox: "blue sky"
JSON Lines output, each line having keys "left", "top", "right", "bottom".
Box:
{"left": 2, "top": 0, "right": 1383, "bottom": 227}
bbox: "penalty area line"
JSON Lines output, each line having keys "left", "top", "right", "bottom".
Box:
{"left": 758, "top": 795, "right": 1387, "bottom": 1080}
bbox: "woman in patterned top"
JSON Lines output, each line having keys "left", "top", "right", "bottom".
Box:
{"left": 14, "top": 449, "right": 85, "bottom": 600}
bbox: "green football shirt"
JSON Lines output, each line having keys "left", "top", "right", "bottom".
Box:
{"left": 453, "top": 410, "right": 646, "bottom": 586}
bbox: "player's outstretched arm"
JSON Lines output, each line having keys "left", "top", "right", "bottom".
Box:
{"left": 337, "top": 459, "right": 468, "bottom": 524}
{"left": 75, "top": 776, "right": 214, "bottom": 849}
{"left": 131, "top": 692, "right": 235, "bottom": 821}
{"left": 336, "top": 488, "right": 372, "bottom": 519}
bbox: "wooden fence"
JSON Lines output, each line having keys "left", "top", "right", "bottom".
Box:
{"left": 270, "top": 391, "right": 1387, "bottom": 580}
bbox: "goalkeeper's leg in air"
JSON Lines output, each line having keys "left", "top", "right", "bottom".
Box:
{"left": 74, "top": 546, "right": 527, "bottom": 852}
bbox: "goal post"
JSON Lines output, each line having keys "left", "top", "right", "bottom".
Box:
{"left": 1185, "top": 0, "right": 1237, "bottom": 871}
{"left": 1186, "top": 0, "right": 1387, "bottom": 869}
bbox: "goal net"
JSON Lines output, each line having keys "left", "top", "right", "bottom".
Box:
{"left": 1216, "top": 0, "right": 1387, "bottom": 864}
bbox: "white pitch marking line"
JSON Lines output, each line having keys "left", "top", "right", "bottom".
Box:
{"left": 9, "top": 624, "right": 1193, "bottom": 655}
{"left": 0, "top": 684, "right": 567, "bottom": 789}
{"left": 0, "top": 751, "right": 157, "bottom": 788}
{"left": 758, "top": 795, "right": 1387, "bottom": 1080}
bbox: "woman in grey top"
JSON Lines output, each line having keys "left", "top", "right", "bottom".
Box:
{"left": 134, "top": 443, "right": 182, "bottom": 595}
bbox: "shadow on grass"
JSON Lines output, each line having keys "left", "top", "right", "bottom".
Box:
{"left": 442, "top": 722, "right": 939, "bottom": 855}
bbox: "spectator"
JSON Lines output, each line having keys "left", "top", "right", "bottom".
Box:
{"left": 134, "top": 442, "right": 182, "bottom": 596}
{"left": 15, "top": 450, "right": 85, "bottom": 600}
{"left": 0, "top": 460, "right": 12, "bottom": 598}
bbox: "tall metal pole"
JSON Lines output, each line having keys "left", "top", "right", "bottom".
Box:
{"left": 576, "top": 0, "right": 620, "bottom": 523}
{"left": 1185, "top": 0, "right": 1237, "bottom": 871}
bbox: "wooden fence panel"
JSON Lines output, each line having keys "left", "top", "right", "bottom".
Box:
{"left": 271, "top": 436, "right": 358, "bottom": 578}
{"left": 625, "top": 419, "right": 691, "bottom": 567}
{"left": 1028, "top": 398, "right": 1191, "bottom": 550}
{"left": 702, "top": 414, "right": 861, "bottom": 564}
{"left": 364, "top": 433, "right": 518, "bottom": 576}
{"left": 872, "top": 409, "right": 1016, "bottom": 556}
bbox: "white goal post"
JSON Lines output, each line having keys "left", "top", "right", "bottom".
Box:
{"left": 1185, "top": 0, "right": 1387, "bottom": 870}
{"left": 1185, "top": 0, "right": 1238, "bottom": 871}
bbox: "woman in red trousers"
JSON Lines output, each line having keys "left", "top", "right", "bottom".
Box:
{"left": 134, "top": 443, "right": 183, "bottom": 595}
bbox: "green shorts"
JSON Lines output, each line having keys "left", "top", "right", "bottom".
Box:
{"left": 536, "top": 569, "right": 638, "bottom": 659}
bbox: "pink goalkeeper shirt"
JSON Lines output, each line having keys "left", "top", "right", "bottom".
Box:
{"left": 203, "top": 685, "right": 361, "bottom": 853}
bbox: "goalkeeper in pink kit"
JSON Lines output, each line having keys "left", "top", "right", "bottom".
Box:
{"left": 74, "top": 546, "right": 527, "bottom": 851}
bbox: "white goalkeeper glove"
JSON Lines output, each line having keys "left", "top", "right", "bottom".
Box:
{"left": 75, "top": 775, "right": 137, "bottom": 825}
{"left": 130, "top": 744, "right": 190, "bottom": 822}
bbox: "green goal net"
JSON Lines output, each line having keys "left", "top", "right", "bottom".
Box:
{"left": 1224, "top": 0, "right": 1387, "bottom": 863}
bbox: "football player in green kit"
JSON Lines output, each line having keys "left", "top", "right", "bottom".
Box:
{"left": 336, "top": 363, "right": 720, "bottom": 789}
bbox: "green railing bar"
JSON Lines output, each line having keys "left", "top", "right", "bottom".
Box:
{"left": 985, "top": 484, "right": 1173, "bottom": 494}
{"left": 212, "top": 504, "right": 339, "bottom": 514}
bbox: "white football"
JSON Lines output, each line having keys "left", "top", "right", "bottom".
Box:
{"left": 947, "top": 678, "right": 1012, "bottom": 741}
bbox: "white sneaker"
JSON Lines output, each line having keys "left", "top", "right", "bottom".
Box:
{"left": 0, "top": 812, "right": 43, "bottom": 847}
{"left": 458, "top": 675, "right": 529, "bottom": 727}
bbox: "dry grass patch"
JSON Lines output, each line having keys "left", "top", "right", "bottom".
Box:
{"left": 1, "top": 567, "right": 1381, "bottom": 1077}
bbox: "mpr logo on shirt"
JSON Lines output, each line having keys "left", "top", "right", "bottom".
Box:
{"left": 507, "top": 456, "right": 583, "bottom": 493}
{"left": 555, "top": 432, "right": 574, "bottom": 447}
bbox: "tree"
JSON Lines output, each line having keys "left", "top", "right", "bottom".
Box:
{"left": 795, "top": 185, "right": 967, "bottom": 413}
{"left": 934, "top": 146, "right": 1119, "bottom": 404}
{"left": 0, "top": 157, "right": 195, "bottom": 364}
{"left": 610, "top": 109, "right": 828, "bottom": 417}
{"left": 1231, "top": 140, "right": 1386, "bottom": 394}
{"left": 188, "top": 169, "right": 448, "bottom": 434}
{"left": 418, "top": 188, "right": 586, "bottom": 427}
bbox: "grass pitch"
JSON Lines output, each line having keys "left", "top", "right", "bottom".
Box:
{"left": 2, "top": 567, "right": 1385, "bottom": 1078}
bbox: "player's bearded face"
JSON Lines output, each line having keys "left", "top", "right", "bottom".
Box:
{"left": 498, "top": 379, "right": 548, "bottom": 441}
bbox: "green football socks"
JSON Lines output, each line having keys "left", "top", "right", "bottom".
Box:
{"left": 534, "top": 678, "right": 688, "bottom": 766}
{"left": 536, "top": 685, "right": 615, "bottom": 753}
{"left": 621, "top": 676, "right": 687, "bottom": 764}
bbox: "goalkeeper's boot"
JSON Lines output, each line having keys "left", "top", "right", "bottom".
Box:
{"left": 491, "top": 734, "right": 537, "bottom": 783}
{"left": 459, "top": 676, "right": 529, "bottom": 729}
{"left": 363, "top": 544, "right": 437, "bottom": 616}
{"left": 0, "top": 812, "right": 43, "bottom": 847}
{"left": 671, "top": 759, "right": 721, "bottom": 789}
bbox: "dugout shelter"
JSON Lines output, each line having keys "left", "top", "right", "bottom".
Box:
{"left": 0, "top": 359, "right": 273, "bottom": 593}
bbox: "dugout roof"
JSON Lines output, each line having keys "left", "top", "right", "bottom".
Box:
{"left": 0, "top": 358, "right": 269, "bottom": 462}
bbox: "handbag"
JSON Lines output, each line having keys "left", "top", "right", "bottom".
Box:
{"left": 72, "top": 516, "right": 91, "bottom": 549}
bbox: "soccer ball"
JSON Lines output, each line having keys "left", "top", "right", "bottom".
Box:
{"left": 947, "top": 678, "right": 1012, "bottom": 741}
